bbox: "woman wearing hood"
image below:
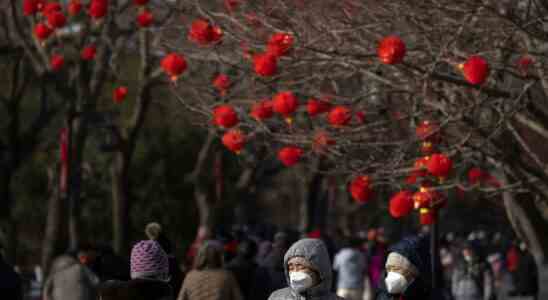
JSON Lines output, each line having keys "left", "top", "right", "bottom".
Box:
{"left": 268, "top": 238, "right": 343, "bottom": 300}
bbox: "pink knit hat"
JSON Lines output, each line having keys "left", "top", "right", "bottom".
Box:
{"left": 130, "top": 240, "right": 169, "bottom": 281}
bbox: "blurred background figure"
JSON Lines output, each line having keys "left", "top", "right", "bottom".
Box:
{"left": 333, "top": 237, "right": 366, "bottom": 300}
{"left": 508, "top": 242, "right": 538, "bottom": 300}
{"left": 451, "top": 241, "right": 494, "bottom": 300}
{"left": 0, "top": 243, "right": 23, "bottom": 300}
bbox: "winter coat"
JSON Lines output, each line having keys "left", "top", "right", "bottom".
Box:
{"left": 333, "top": 248, "right": 366, "bottom": 290}
{"left": 0, "top": 255, "right": 23, "bottom": 300}
{"left": 226, "top": 256, "right": 258, "bottom": 300}
{"left": 98, "top": 278, "right": 173, "bottom": 300}
{"left": 375, "top": 234, "right": 445, "bottom": 300}
{"left": 43, "top": 255, "right": 99, "bottom": 300}
{"left": 177, "top": 269, "right": 243, "bottom": 300}
{"left": 268, "top": 238, "right": 343, "bottom": 300}
{"left": 451, "top": 259, "right": 493, "bottom": 300}
{"left": 512, "top": 251, "right": 538, "bottom": 297}
{"left": 259, "top": 246, "right": 288, "bottom": 293}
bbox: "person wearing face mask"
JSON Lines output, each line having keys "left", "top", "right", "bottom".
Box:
{"left": 268, "top": 238, "right": 343, "bottom": 300}
{"left": 451, "top": 241, "right": 494, "bottom": 300}
{"left": 375, "top": 233, "right": 445, "bottom": 300}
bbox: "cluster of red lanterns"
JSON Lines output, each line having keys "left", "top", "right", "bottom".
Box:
{"left": 252, "top": 32, "right": 294, "bottom": 77}
{"left": 188, "top": 19, "right": 223, "bottom": 46}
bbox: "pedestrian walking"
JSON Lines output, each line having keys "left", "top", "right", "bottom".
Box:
{"left": 43, "top": 253, "right": 99, "bottom": 300}
{"left": 333, "top": 238, "right": 367, "bottom": 300}
{"left": 451, "top": 241, "right": 494, "bottom": 300}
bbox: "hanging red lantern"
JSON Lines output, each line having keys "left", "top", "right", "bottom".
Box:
{"left": 43, "top": 2, "right": 62, "bottom": 15}
{"left": 461, "top": 55, "right": 489, "bottom": 85}
{"left": 415, "top": 120, "right": 440, "bottom": 141}
{"left": 312, "top": 131, "right": 335, "bottom": 153}
{"left": 413, "top": 187, "right": 434, "bottom": 210}
{"left": 467, "top": 167, "right": 484, "bottom": 185}
{"left": 419, "top": 208, "right": 437, "bottom": 225}
{"left": 134, "top": 0, "right": 149, "bottom": 5}
{"left": 427, "top": 153, "right": 453, "bottom": 179}
{"left": 213, "top": 74, "right": 230, "bottom": 96}
{"left": 68, "top": 0, "right": 82, "bottom": 16}
{"left": 222, "top": 130, "right": 246, "bottom": 154}
{"left": 267, "top": 32, "right": 294, "bottom": 57}
{"left": 250, "top": 100, "right": 273, "bottom": 121}
{"left": 224, "top": 0, "right": 240, "bottom": 12}
{"left": 253, "top": 53, "right": 277, "bottom": 77}
{"left": 188, "top": 19, "right": 223, "bottom": 45}
{"left": 113, "top": 86, "right": 128, "bottom": 103}
{"left": 47, "top": 11, "right": 66, "bottom": 29}
{"left": 89, "top": 0, "right": 108, "bottom": 19}
{"left": 327, "top": 106, "right": 352, "bottom": 127}
{"left": 34, "top": 23, "right": 53, "bottom": 41}
{"left": 273, "top": 91, "right": 299, "bottom": 123}
{"left": 50, "top": 54, "right": 64, "bottom": 72}
{"left": 23, "top": 0, "right": 39, "bottom": 16}
{"left": 137, "top": 10, "right": 153, "bottom": 27}
{"left": 81, "top": 45, "right": 97, "bottom": 61}
{"left": 377, "top": 36, "right": 406, "bottom": 64}
{"left": 213, "top": 105, "right": 239, "bottom": 129}
{"left": 278, "top": 146, "right": 304, "bottom": 167}
{"left": 307, "top": 98, "right": 331, "bottom": 116}
{"left": 355, "top": 111, "right": 366, "bottom": 124}
{"left": 389, "top": 190, "right": 414, "bottom": 218}
{"left": 349, "top": 176, "right": 373, "bottom": 204}
{"left": 161, "top": 53, "right": 187, "bottom": 81}
{"left": 517, "top": 56, "right": 533, "bottom": 76}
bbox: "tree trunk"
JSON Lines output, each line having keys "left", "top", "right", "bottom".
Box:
{"left": 112, "top": 150, "right": 130, "bottom": 255}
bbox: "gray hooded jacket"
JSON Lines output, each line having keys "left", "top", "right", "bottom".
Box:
{"left": 268, "top": 239, "right": 343, "bottom": 300}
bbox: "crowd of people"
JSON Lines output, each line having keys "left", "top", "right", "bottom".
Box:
{"left": 0, "top": 223, "right": 541, "bottom": 300}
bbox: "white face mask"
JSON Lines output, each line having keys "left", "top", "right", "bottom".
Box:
{"left": 385, "top": 271, "right": 410, "bottom": 294}
{"left": 289, "top": 271, "right": 314, "bottom": 293}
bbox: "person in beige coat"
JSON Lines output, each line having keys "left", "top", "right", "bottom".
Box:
{"left": 43, "top": 254, "right": 99, "bottom": 300}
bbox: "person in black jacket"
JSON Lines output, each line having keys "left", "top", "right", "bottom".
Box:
{"left": 0, "top": 246, "right": 23, "bottom": 300}
{"left": 226, "top": 239, "right": 262, "bottom": 300}
{"left": 509, "top": 242, "right": 538, "bottom": 300}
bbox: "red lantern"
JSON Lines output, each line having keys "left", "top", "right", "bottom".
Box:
{"left": 278, "top": 146, "right": 304, "bottom": 167}
{"left": 47, "top": 11, "right": 66, "bottom": 29}
{"left": 468, "top": 167, "right": 484, "bottom": 185}
{"left": 50, "top": 54, "right": 64, "bottom": 72}
{"left": 23, "top": 0, "right": 39, "bottom": 16}
{"left": 517, "top": 56, "right": 533, "bottom": 76}
{"left": 224, "top": 0, "right": 240, "bottom": 12}
{"left": 161, "top": 53, "right": 187, "bottom": 81}
{"left": 327, "top": 106, "right": 352, "bottom": 127}
{"left": 213, "top": 74, "right": 230, "bottom": 96}
{"left": 415, "top": 120, "right": 439, "bottom": 141}
{"left": 34, "top": 23, "right": 53, "bottom": 41}
{"left": 355, "top": 111, "right": 366, "bottom": 124}
{"left": 377, "top": 36, "right": 406, "bottom": 64}
{"left": 68, "top": 0, "right": 82, "bottom": 15}
{"left": 222, "top": 130, "right": 246, "bottom": 153}
{"left": 213, "top": 105, "right": 239, "bottom": 129}
{"left": 413, "top": 188, "right": 434, "bottom": 210}
{"left": 188, "top": 19, "right": 222, "bottom": 45}
{"left": 43, "top": 2, "right": 62, "bottom": 15}
{"left": 349, "top": 176, "right": 373, "bottom": 204}
{"left": 89, "top": 0, "right": 108, "bottom": 19}
{"left": 389, "top": 190, "right": 414, "bottom": 218}
{"left": 134, "top": 0, "right": 149, "bottom": 5}
{"left": 81, "top": 45, "right": 97, "bottom": 61}
{"left": 113, "top": 86, "right": 128, "bottom": 103}
{"left": 137, "top": 10, "right": 153, "bottom": 27}
{"left": 427, "top": 153, "right": 453, "bottom": 179}
{"left": 273, "top": 91, "right": 298, "bottom": 122}
{"left": 419, "top": 208, "right": 437, "bottom": 225}
{"left": 410, "top": 156, "right": 430, "bottom": 179}
{"left": 461, "top": 55, "right": 489, "bottom": 85}
{"left": 250, "top": 100, "right": 273, "bottom": 121}
{"left": 307, "top": 98, "right": 331, "bottom": 116}
{"left": 267, "top": 32, "right": 294, "bottom": 57}
{"left": 312, "top": 131, "right": 335, "bottom": 153}
{"left": 253, "top": 53, "right": 277, "bottom": 77}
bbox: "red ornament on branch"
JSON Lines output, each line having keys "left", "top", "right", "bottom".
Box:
{"left": 278, "top": 146, "right": 304, "bottom": 167}
{"left": 413, "top": 187, "right": 434, "bottom": 210}
{"left": 50, "top": 55, "right": 64, "bottom": 71}
{"left": 250, "top": 100, "right": 274, "bottom": 121}
{"left": 89, "top": 0, "right": 108, "bottom": 19}
{"left": 327, "top": 106, "right": 352, "bottom": 127}
{"left": 389, "top": 190, "right": 414, "bottom": 218}
{"left": 349, "top": 176, "right": 373, "bottom": 204}
{"left": 47, "top": 11, "right": 66, "bottom": 29}
{"left": 273, "top": 91, "right": 298, "bottom": 123}
{"left": 134, "top": 0, "right": 149, "bottom": 5}
{"left": 377, "top": 36, "right": 406, "bottom": 64}
{"left": 23, "top": 0, "right": 39, "bottom": 16}
{"left": 213, "top": 74, "right": 230, "bottom": 96}
{"left": 113, "top": 86, "right": 128, "bottom": 103}
{"left": 188, "top": 19, "right": 223, "bottom": 45}
{"left": 419, "top": 208, "right": 436, "bottom": 225}
{"left": 307, "top": 98, "right": 331, "bottom": 117}
{"left": 427, "top": 153, "right": 453, "bottom": 179}
{"left": 213, "top": 105, "right": 239, "bottom": 129}
{"left": 461, "top": 55, "right": 489, "bottom": 85}
{"left": 43, "top": 2, "right": 62, "bottom": 15}
{"left": 222, "top": 130, "right": 246, "bottom": 154}
{"left": 137, "top": 10, "right": 153, "bottom": 27}
{"left": 267, "top": 32, "right": 294, "bottom": 57}
{"left": 161, "top": 53, "right": 187, "bottom": 81}
{"left": 68, "top": 0, "right": 82, "bottom": 16}
{"left": 253, "top": 53, "right": 277, "bottom": 77}
{"left": 34, "top": 23, "right": 53, "bottom": 41}
{"left": 81, "top": 45, "right": 97, "bottom": 61}
{"left": 312, "top": 131, "right": 335, "bottom": 153}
